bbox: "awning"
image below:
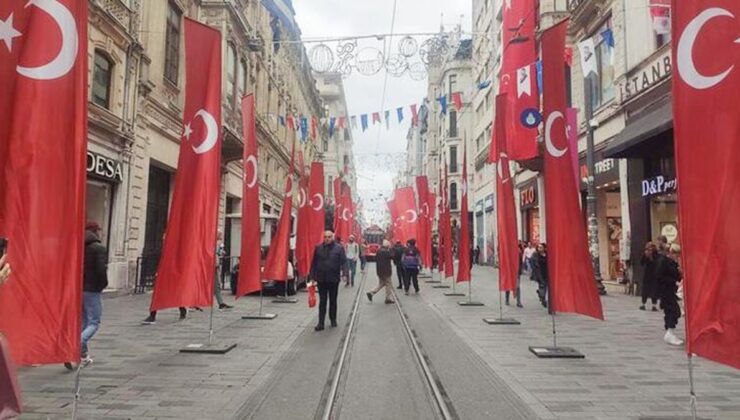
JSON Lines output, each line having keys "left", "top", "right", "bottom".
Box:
{"left": 603, "top": 100, "right": 673, "bottom": 158}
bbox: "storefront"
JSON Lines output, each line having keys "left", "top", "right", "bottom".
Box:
{"left": 579, "top": 156, "right": 624, "bottom": 281}
{"left": 86, "top": 151, "right": 124, "bottom": 249}
{"left": 519, "top": 180, "right": 540, "bottom": 245}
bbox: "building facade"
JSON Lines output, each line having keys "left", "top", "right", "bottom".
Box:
{"left": 87, "top": 0, "right": 333, "bottom": 291}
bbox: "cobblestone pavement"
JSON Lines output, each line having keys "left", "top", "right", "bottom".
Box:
{"left": 418, "top": 265, "right": 740, "bottom": 420}
{"left": 16, "top": 291, "right": 317, "bottom": 419}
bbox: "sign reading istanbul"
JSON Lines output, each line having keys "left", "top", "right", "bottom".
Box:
{"left": 87, "top": 151, "right": 123, "bottom": 182}
{"left": 619, "top": 51, "right": 672, "bottom": 103}
{"left": 642, "top": 175, "right": 676, "bottom": 197}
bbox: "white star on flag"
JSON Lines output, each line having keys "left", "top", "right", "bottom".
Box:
{"left": 182, "top": 123, "right": 193, "bottom": 140}
{"left": 0, "top": 13, "right": 22, "bottom": 52}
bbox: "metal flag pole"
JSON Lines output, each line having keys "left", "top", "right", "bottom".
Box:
{"left": 71, "top": 363, "right": 83, "bottom": 419}
{"left": 550, "top": 311, "right": 557, "bottom": 348}
{"left": 688, "top": 354, "right": 698, "bottom": 420}
{"left": 528, "top": 288, "right": 583, "bottom": 358}
{"left": 258, "top": 282, "right": 264, "bottom": 317}
{"left": 208, "top": 263, "right": 217, "bottom": 345}
{"left": 484, "top": 271, "right": 520, "bottom": 324}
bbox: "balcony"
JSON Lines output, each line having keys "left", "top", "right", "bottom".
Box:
{"left": 568, "top": 0, "right": 609, "bottom": 30}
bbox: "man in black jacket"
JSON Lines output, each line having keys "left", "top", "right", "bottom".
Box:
{"left": 79, "top": 222, "right": 109, "bottom": 364}
{"left": 392, "top": 240, "right": 406, "bottom": 289}
{"left": 310, "top": 231, "right": 348, "bottom": 331}
{"left": 366, "top": 240, "right": 395, "bottom": 304}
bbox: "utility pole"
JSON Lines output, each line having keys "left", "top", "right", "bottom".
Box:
{"left": 585, "top": 83, "right": 607, "bottom": 296}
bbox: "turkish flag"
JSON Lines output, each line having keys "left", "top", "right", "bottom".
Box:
{"left": 495, "top": 0, "right": 538, "bottom": 160}
{"left": 416, "top": 176, "right": 431, "bottom": 267}
{"left": 263, "top": 141, "right": 295, "bottom": 281}
{"left": 308, "top": 162, "right": 325, "bottom": 252}
{"left": 237, "top": 95, "right": 262, "bottom": 297}
{"left": 673, "top": 1, "right": 740, "bottom": 369}
{"left": 335, "top": 183, "right": 353, "bottom": 242}
{"left": 456, "top": 145, "right": 471, "bottom": 283}
{"left": 151, "top": 19, "right": 222, "bottom": 311}
{"left": 494, "top": 94, "right": 519, "bottom": 292}
{"left": 0, "top": 0, "right": 88, "bottom": 365}
{"left": 296, "top": 167, "right": 311, "bottom": 278}
{"left": 332, "top": 178, "right": 342, "bottom": 236}
{"left": 387, "top": 199, "right": 402, "bottom": 243}
{"left": 396, "top": 187, "right": 418, "bottom": 245}
{"left": 443, "top": 167, "right": 455, "bottom": 279}
{"left": 542, "top": 20, "right": 603, "bottom": 320}
{"left": 437, "top": 168, "right": 446, "bottom": 273}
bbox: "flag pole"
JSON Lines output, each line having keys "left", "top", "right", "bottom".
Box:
{"left": 688, "top": 354, "right": 698, "bottom": 420}
{"left": 483, "top": 267, "right": 520, "bottom": 324}
{"left": 71, "top": 364, "right": 82, "bottom": 420}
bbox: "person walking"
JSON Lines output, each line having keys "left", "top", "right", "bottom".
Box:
{"left": 639, "top": 242, "right": 659, "bottom": 311}
{"left": 523, "top": 242, "right": 535, "bottom": 275}
{"left": 657, "top": 244, "right": 684, "bottom": 346}
{"left": 345, "top": 235, "right": 360, "bottom": 287}
{"left": 531, "top": 243, "right": 549, "bottom": 309}
{"left": 215, "top": 231, "right": 233, "bottom": 309}
{"left": 310, "top": 231, "right": 348, "bottom": 331}
{"left": 505, "top": 251, "right": 523, "bottom": 308}
{"left": 366, "top": 240, "right": 395, "bottom": 304}
{"left": 359, "top": 242, "right": 368, "bottom": 273}
{"left": 392, "top": 240, "right": 406, "bottom": 289}
{"left": 66, "top": 222, "right": 109, "bottom": 369}
{"left": 401, "top": 239, "right": 422, "bottom": 295}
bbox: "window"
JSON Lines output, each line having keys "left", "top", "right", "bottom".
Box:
{"left": 92, "top": 51, "right": 113, "bottom": 109}
{"left": 448, "top": 74, "right": 457, "bottom": 97}
{"left": 328, "top": 176, "right": 334, "bottom": 197}
{"left": 656, "top": 32, "right": 671, "bottom": 49}
{"left": 450, "top": 182, "right": 458, "bottom": 210}
{"left": 265, "top": 156, "right": 271, "bottom": 184}
{"left": 226, "top": 43, "right": 237, "bottom": 106}
{"left": 449, "top": 145, "right": 458, "bottom": 173}
{"left": 584, "top": 19, "right": 615, "bottom": 110}
{"left": 449, "top": 110, "right": 458, "bottom": 137}
{"left": 164, "top": 1, "right": 181, "bottom": 84}
{"left": 239, "top": 59, "right": 248, "bottom": 97}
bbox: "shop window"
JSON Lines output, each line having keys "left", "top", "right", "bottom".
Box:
{"left": 226, "top": 43, "right": 237, "bottom": 106}
{"left": 584, "top": 18, "right": 615, "bottom": 110}
{"left": 164, "top": 1, "right": 181, "bottom": 85}
{"left": 92, "top": 51, "right": 113, "bottom": 109}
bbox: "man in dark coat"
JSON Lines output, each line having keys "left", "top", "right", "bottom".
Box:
{"left": 78, "top": 222, "right": 109, "bottom": 365}
{"left": 391, "top": 240, "right": 406, "bottom": 289}
{"left": 310, "top": 230, "right": 348, "bottom": 331}
{"left": 367, "top": 240, "right": 395, "bottom": 304}
{"left": 656, "top": 244, "right": 684, "bottom": 346}
{"left": 531, "top": 243, "right": 549, "bottom": 310}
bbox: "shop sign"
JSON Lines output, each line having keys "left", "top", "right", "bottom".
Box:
{"left": 485, "top": 194, "right": 494, "bottom": 211}
{"left": 661, "top": 223, "right": 679, "bottom": 243}
{"left": 580, "top": 158, "right": 619, "bottom": 189}
{"left": 87, "top": 151, "right": 123, "bottom": 182}
{"left": 520, "top": 182, "right": 538, "bottom": 209}
{"left": 619, "top": 51, "right": 672, "bottom": 103}
{"left": 642, "top": 175, "right": 676, "bottom": 197}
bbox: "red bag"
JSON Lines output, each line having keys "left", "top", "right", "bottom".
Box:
{"left": 308, "top": 283, "right": 317, "bottom": 308}
{"left": 0, "top": 334, "right": 22, "bottom": 419}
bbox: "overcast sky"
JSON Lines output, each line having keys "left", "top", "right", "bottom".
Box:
{"left": 293, "top": 0, "right": 472, "bottom": 227}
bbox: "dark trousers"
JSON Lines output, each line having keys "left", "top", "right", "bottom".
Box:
{"left": 149, "top": 308, "right": 186, "bottom": 320}
{"left": 395, "top": 264, "right": 405, "bottom": 287}
{"left": 661, "top": 291, "right": 681, "bottom": 329}
{"left": 641, "top": 295, "right": 658, "bottom": 305}
{"left": 317, "top": 281, "right": 339, "bottom": 326}
{"left": 403, "top": 268, "right": 419, "bottom": 292}
{"left": 537, "top": 279, "right": 548, "bottom": 305}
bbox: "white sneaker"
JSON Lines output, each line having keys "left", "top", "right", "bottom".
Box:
{"left": 664, "top": 329, "right": 684, "bottom": 346}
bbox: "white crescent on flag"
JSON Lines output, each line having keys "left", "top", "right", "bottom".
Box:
{"left": 16, "top": 0, "right": 79, "bottom": 80}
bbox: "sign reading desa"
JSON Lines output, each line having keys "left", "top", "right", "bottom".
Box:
{"left": 87, "top": 151, "right": 124, "bottom": 182}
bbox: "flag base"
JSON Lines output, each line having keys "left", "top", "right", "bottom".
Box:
{"left": 528, "top": 346, "right": 584, "bottom": 359}
{"left": 432, "top": 285, "right": 450, "bottom": 289}
{"left": 272, "top": 298, "right": 298, "bottom": 304}
{"left": 444, "top": 292, "right": 465, "bottom": 296}
{"left": 458, "top": 301, "right": 485, "bottom": 306}
{"left": 242, "top": 313, "right": 278, "bottom": 320}
{"left": 424, "top": 280, "right": 441, "bottom": 284}
{"left": 418, "top": 273, "right": 432, "bottom": 279}
{"left": 179, "top": 342, "right": 237, "bottom": 354}
{"left": 483, "top": 318, "right": 520, "bottom": 325}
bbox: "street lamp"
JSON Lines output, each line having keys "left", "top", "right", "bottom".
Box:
{"left": 585, "top": 83, "right": 607, "bottom": 296}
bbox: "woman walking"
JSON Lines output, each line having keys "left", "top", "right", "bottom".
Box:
{"left": 531, "top": 243, "right": 549, "bottom": 309}
{"left": 640, "top": 242, "right": 659, "bottom": 311}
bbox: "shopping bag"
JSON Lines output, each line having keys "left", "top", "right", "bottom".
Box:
{"left": 308, "top": 283, "right": 317, "bottom": 308}
{"left": 0, "top": 333, "right": 22, "bottom": 419}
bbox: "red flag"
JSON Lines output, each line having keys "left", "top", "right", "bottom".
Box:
{"left": 0, "top": 0, "right": 88, "bottom": 365}
{"left": 342, "top": 185, "right": 354, "bottom": 241}
{"left": 542, "top": 19, "right": 603, "bottom": 320}
{"left": 443, "top": 167, "right": 454, "bottom": 279}
{"left": 287, "top": 114, "right": 295, "bottom": 130}
{"left": 673, "top": 1, "right": 740, "bottom": 369}
{"left": 263, "top": 142, "right": 295, "bottom": 281}
{"left": 311, "top": 116, "right": 318, "bottom": 139}
{"left": 337, "top": 116, "right": 346, "bottom": 129}
{"left": 332, "top": 178, "right": 341, "bottom": 235}
{"left": 437, "top": 167, "right": 446, "bottom": 273}
{"left": 451, "top": 92, "right": 463, "bottom": 112}
{"left": 494, "top": 94, "right": 519, "bottom": 292}
{"left": 457, "top": 144, "right": 471, "bottom": 283}
{"left": 150, "top": 19, "right": 222, "bottom": 312}
{"left": 410, "top": 104, "right": 419, "bottom": 126}
{"left": 566, "top": 108, "right": 580, "bottom": 191}
{"left": 295, "top": 167, "right": 311, "bottom": 278}
{"left": 237, "top": 95, "right": 262, "bottom": 297}
{"left": 497, "top": 0, "right": 538, "bottom": 160}
{"left": 308, "top": 162, "right": 326, "bottom": 250}
{"left": 416, "top": 176, "right": 431, "bottom": 267}
{"left": 372, "top": 112, "right": 381, "bottom": 124}
{"left": 395, "top": 187, "right": 418, "bottom": 245}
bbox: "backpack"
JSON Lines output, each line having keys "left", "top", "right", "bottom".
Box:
{"left": 402, "top": 250, "right": 419, "bottom": 270}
